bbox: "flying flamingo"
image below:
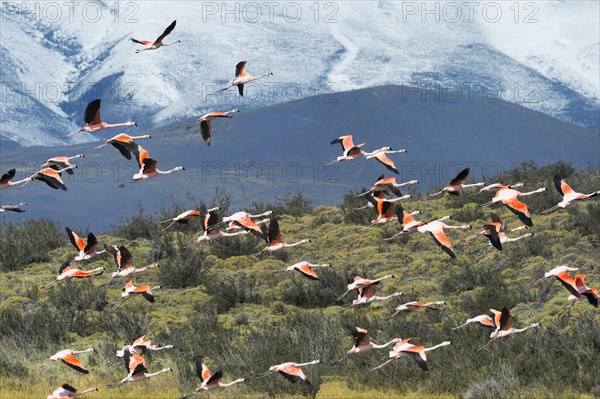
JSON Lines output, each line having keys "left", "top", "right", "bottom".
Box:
{"left": 285, "top": 261, "right": 331, "bottom": 280}
{"left": 252, "top": 217, "right": 311, "bottom": 256}
{"left": 337, "top": 273, "right": 394, "bottom": 301}
{"left": 132, "top": 148, "right": 184, "bottom": 181}
{"left": 190, "top": 109, "right": 240, "bottom": 146}
{"left": 156, "top": 210, "right": 201, "bottom": 231}
{"left": 0, "top": 169, "right": 29, "bottom": 190}
{"left": 0, "top": 202, "right": 26, "bottom": 213}
{"left": 40, "top": 348, "right": 94, "bottom": 374}
{"left": 93, "top": 133, "right": 151, "bottom": 160}
{"left": 258, "top": 360, "right": 320, "bottom": 386}
{"left": 323, "top": 136, "right": 406, "bottom": 173}
{"left": 364, "top": 147, "right": 407, "bottom": 174}
{"left": 357, "top": 195, "right": 411, "bottom": 232}
{"left": 65, "top": 227, "right": 106, "bottom": 261}
{"left": 131, "top": 20, "right": 180, "bottom": 53}
{"left": 533, "top": 265, "right": 593, "bottom": 285}
{"left": 334, "top": 327, "right": 402, "bottom": 364}
{"left": 452, "top": 310, "right": 498, "bottom": 330}
{"left": 348, "top": 284, "right": 403, "bottom": 308}
{"left": 387, "top": 300, "right": 446, "bottom": 319}
{"left": 220, "top": 61, "right": 273, "bottom": 96}
{"left": 117, "top": 280, "right": 161, "bottom": 309}
{"left": 416, "top": 216, "right": 471, "bottom": 258}
{"left": 463, "top": 213, "right": 531, "bottom": 250}
{"left": 355, "top": 175, "right": 418, "bottom": 198}
{"left": 17, "top": 166, "right": 75, "bottom": 191}
{"left": 47, "top": 384, "right": 98, "bottom": 399}
{"left": 194, "top": 207, "right": 251, "bottom": 244}
{"left": 484, "top": 308, "right": 539, "bottom": 345}
{"left": 541, "top": 175, "right": 599, "bottom": 214}
{"left": 429, "top": 168, "right": 484, "bottom": 197}
{"left": 44, "top": 261, "right": 104, "bottom": 289}
{"left": 382, "top": 203, "right": 424, "bottom": 241}
{"left": 477, "top": 183, "right": 546, "bottom": 227}
{"left": 107, "top": 349, "right": 171, "bottom": 387}
{"left": 551, "top": 271, "right": 598, "bottom": 309}
{"left": 220, "top": 210, "right": 273, "bottom": 234}
{"left": 372, "top": 339, "right": 452, "bottom": 371}
{"left": 181, "top": 357, "right": 245, "bottom": 398}
{"left": 62, "top": 99, "right": 136, "bottom": 138}
{"left": 115, "top": 335, "right": 174, "bottom": 358}
{"left": 43, "top": 154, "right": 85, "bottom": 175}
{"left": 101, "top": 245, "right": 159, "bottom": 286}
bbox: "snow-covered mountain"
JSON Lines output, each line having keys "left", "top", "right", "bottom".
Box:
{"left": 1, "top": 1, "right": 599, "bottom": 147}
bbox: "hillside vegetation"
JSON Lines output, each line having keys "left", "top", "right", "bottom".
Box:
{"left": 0, "top": 162, "right": 599, "bottom": 398}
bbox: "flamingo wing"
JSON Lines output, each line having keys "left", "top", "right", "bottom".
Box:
{"left": 110, "top": 141, "right": 135, "bottom": 160}
{"left": 450, "top": 168, "right": 469, "bottom": 185}
{"left": 117, "top": 245, "right": 134, "bottom": 270}
{"left": 267, "top": 218, "right": 282, "bottom": 245}
{"left": 349, "top": 326, "right": 369, "bottom": 347}
{"left": 205, "top": 209, "right": 220, "bottom": 233}
{"left": 296, "top": 263, "right": 320, "bottom": 280}
{"left": 65, "top": 227, "right": 86, "bottom": 251}
{"left": 206, "top": 369, "right": 223, "bottom": 385}
{"left": 478, "top": 315, "right": 497, "bottom": 329}
{"left": 84, "top": 233, "right": 98, "bottom": 254}
{"left": 553, "top": 175, "right": 574, "bottom": 196}
{"left": 483, "top": 224, "right": 502, "bottom": 250}
{"left": 498, "top": 307, "right": 513, "bottom": 331}
{"left": 503, "top": 198, "right": 533, "bottom": 227}
{"left": 0, "top": 168, "right": 16, "bottom": 184}
{"left": 142, "top": 158, "right": 158, "bottom": 174}
{"left": 84, "top": 99, "right": 101, "bottom": 125}
{"left": 375, "top": 153, "right": 399, "bottom": 174}
{"left": 58, "top": 261, "right": 71, "bottom": 274}
{"left": 35, "top": 169, "right": 67, "bottom": 191}
{"left": 155, "top": 20, "right": 176, "bottom": 43}
{"left": 61, "top": 354, "right": 89, "bottom": 374}
{"left": 279, "top": 365, "right": 309, "bottom": 385}
{"left": 237, "top": 84, "right": 244, "bottom": 96}
{"left": 429, "top": 230, "right": 456, "bottom": 258}
{"left": 235, "top": 60, "right": 248, "bottom": 77}
{"left": 402, "top": 346, "right": 428, "bottom": 371}
{"left": 200, "top": 120, "right": 212, "bottom": 146}
{"left": 130, "top": 38, "right": 152, "bottom": 45}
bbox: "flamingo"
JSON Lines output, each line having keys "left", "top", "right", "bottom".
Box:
{"left": 416, "top": 216, "right": 471, "bottom": 258}
{"left": 62, "top": 99, "right": 137, "bottom": 138}
{"left": 47, "top": 384, "right": 98, "bottom": 399}
{"left": 387, "top": 301, "right": 446, "bottom": 319}
{"left": 355, "top": 175, "right": 418, "bottom": 198}
{"left": 194, "top": 207, "right": 251, "bottom": 244}
{"left": 17, "top": 166, "right": 75, "bottom": 191}
{"left": 429, "top": 168, "right": 484, "bottom": 197}
{"left": 65, "top": 227, "right": 106, "bottom": 261}
{"left": 337, "top": 273, "right": 394, "bottom": 301}
{"left": 181, "top": 357, "right": 245, "bottom": 398}
{"left": 40, "top": 348, "right": 94, "bottom": 374}
{"left": 156, "top": 210, "right": 201, "bottom": 231}
{"left": 43, "top": 154, "right": 85, "bottom": 175}
{"left": 117, "top": 280, "right": 161, "bottom": 308}
{"left": 533, "top": 265, "right": 593, "bottom": 285}
{"left": 382, "top": 203, "right": 424, "bottom": 241}
{"left": 477, "top": 183, "right": 545, "bottom": 227}
{"left": 133, "top": 149, "right": 184, "bottom": 181}
{"left": 131, "top": 20, "right": 180, "bottom": 53}
{"left": 0, "top": 202, "right": 26, "bottom": 213}
{"left": 220, "top": 61, "right": 273, "bottom": 96}
{"left": 220, "top": 210, "right": 273, "bottom": 234}
{"left": 107, "top": 349, "right": 171, "bottom": 387}
{"left": 93, "top": 133, "right": 151, "bottom": 160}
{"left": 372, "top": 339, "right": 452, "bottom": 371}
{"left": 357, "top": 194, "right": 411, "bottom": 232}
{"left": 285, "top": 261, "right": 331, "bottom": 280}
{"left": 323, "top": 135, "right": 366, "bottom": 166}
{"left": 101, "top": 245, "right": 159, "bottom": 286}
{"left": 44, "top": 261, "right": 104, "bottom": 289}
{"left": 363, "top": 147, "right": 407, "bottom": 174}
{"left": 258, "top": 360, "right": 320, "bottom": 386}
{"left": 348, "top": 284, "right": 403, "bottom": 308}
{"left": 334, "top": 327, "right": 402, "bottom": 364}
{"left": 192, "top": 109, "right": 240, "bottom": 146}
{"left": 486, "top": 307, "right": 539, "bottom": 343}
{"left": 252, "top": 217, "right": 311, "bottom": 256}
{"left": 452, "top": 310, "right": 499, "bottom": 330}
{"left": 552, "top": 271, "right": 598, "bottom": 309}
{"left": 0, "top": 169, "right": 29, "bottom": 189}
{"left": 115, "top": 335, "right": 173, "bottom": 358}
{"left": 463, "top": 213, "right": 531, "bottom": 250}
{"left": 541, "top": 175, "right": 600, "bottom": 214}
